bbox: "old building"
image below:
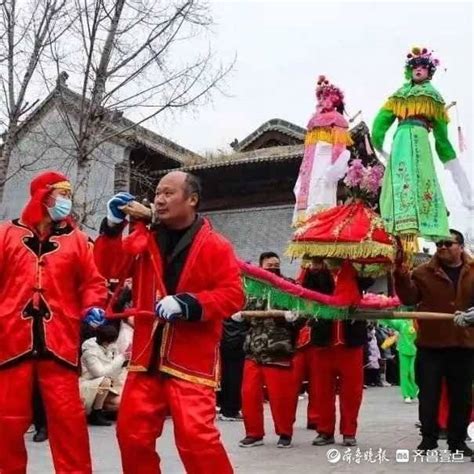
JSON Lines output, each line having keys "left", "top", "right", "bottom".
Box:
{"left": 1, "top": 82, "right": 385, "bottom": 282}
{"left": 0, "top": 79, "right": 201, "bottom": 229}
{"left": 150, "top": 118, "right": 380, "bottom": 277}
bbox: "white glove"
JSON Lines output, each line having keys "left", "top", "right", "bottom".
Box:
{"left": 325, "top": 149, "right": 351, "bottom": 183}
{"left": 454, "top": 308, "right": 474, "bottom": 327}
{"left": 231, "top": 312, "right": 244, "bottom": 322}
{"left": 284, "top": 311, "right": 299, "bottom": 323}
{"left": 155, "top": 295, "right": 182, "bottom": 322}
{"left": 445, "top": 159, "right": 474, "bottom": 210}
{"left": 379, "top": 149, "right": 390, "bottom": 162}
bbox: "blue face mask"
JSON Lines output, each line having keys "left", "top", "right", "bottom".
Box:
{"left": 47, "top": 196, "right": 72, "bottom": 221}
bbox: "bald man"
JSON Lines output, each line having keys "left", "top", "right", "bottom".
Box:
{"left": 94, "top": 171, "right": 245, "bottom": 474}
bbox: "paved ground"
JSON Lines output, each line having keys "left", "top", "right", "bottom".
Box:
{"left": 28, "top": 386, "right": 473, "bottom": 473}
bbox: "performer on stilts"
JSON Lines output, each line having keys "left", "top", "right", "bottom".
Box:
{"left": 293, "top": 75, "right": 353, "bottom": 226}
{"left": 372, "top": 46, "right": 472, "bottom": 252}
{"left": 0, "top": 171, "right": 108, "bottom": 474}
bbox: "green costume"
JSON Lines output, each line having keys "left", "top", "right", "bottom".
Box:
{"left": 372, "top": 81, "right": 455, "bottom": 243}
{"left": 379, "top": 319, "right": 418, "bottom": 400}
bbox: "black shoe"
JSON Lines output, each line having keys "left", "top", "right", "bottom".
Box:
{"left": 218, "top": 413, "right": 243, "bottom": 422}
{"left": 438, "top": 429, "right": 447, "bottom": 440}
{"left": 239, "top": 436, "right": 264, "bottom": 448}
{"left": 417, "top": 438, "right": 438, "bottom": 454}
{"left": 33, "top": 428, "right": 48, "bottom": 443}
{"left": 103, "top": 410, "right": 118, "bottom": 421}
{"left": 88, "top": 409, "right": 112, "bottom": 426}
{"left": 277, "top": 435, "right": 292, "bottom": 448}
{"left": 342, "top": 436, "right": 357, "bottom": 447}
{"left": 306, "top": 422, "right": 317, "bottom": 430}
{"left": 312, "top": 433, "right": 335, "bottom": 446}
{"left": 448, "top": 442, "right": 473, "bottom": 457}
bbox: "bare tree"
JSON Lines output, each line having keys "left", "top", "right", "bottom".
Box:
{"left": 50, "top": 0, "right": 233, "bottom": 226}
{"left": 0, "top": 0, "right": 70, "bottom": 200}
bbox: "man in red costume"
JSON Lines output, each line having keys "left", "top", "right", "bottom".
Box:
{"left": 292, "top": 257, "right": 335, "bottom": 431}
{"left": 94, "top": 171, "right": 245, "bottom": 474}
{"left": 311, "top": 263, "right": 369, "bottom": 448}
{"left": 0, "top": 171, "right": 108, "bottom": 474}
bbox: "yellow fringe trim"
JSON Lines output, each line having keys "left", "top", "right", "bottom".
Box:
{"left": 383, "top": 97, "right": 448, "bottom": 121}
{"left": 50, "top": 181, "right": 72, "bottom": 191}
{"left": 398, "top": 233, "right": 420, "bottom": 267}
{"left": 159, "top": 365, "right": 218, "bottom": 388}
{"left": 305, "top": 127, "right": 354, "bottom": 146}
{"left": 292, "top": 207, "right": 330, "bottom": 228}
{"left": 128, "top": 364, "right": 148, "bottom": 372}
{"left": 286, "top": 241, "right": 395, "bottom": 261}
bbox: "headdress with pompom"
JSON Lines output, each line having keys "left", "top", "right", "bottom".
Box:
{"left": 404, "top": 46, "right": 440, "bottom": 80}
{"left": 21, "top": 170, "right": 74, "bottom": 229}
{"left": 315, "top": 75, "right": 345, "bottom": 111}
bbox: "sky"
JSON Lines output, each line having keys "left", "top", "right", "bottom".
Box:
{"left": 150, "top": 0, "right": 474, "bottom": 242}
{"left": 5, "top": 0, "right": 472, "bottom": 242}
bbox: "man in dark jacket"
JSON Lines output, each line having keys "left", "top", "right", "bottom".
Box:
{"left": 311, "top": 267, "right": 370, "bottom": 448}
{"left": 394, "top": 229, "right": 474, "bottom": 457}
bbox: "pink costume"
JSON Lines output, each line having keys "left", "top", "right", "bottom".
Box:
{"left": 293, "top": 76, "right": 353, "bottom": 226}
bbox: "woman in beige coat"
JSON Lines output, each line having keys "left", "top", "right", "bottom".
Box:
{"left": 80, "top": 325, "right": 129, "bottom": 425}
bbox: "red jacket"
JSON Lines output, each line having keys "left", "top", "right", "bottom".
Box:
{"left": 0, "top": 220, "right": 107, "bottom": 367}
{"left": 94, "top": 219, "right": 245, "bottom": 388}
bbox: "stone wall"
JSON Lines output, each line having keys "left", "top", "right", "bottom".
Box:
{"left": 204, "top": 204, "right": 300, "bottom": 278}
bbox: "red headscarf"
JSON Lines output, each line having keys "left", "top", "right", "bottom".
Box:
{"left": 21, "top": 171, "right": 74, "bottom": 229}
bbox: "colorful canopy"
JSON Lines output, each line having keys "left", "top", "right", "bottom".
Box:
{"left": 287, "top": 201, "right": 394, "bottom": 264}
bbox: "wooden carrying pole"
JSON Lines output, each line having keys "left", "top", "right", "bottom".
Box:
{"left": 240, "top": 310, "right": 455, "bottom": 320}
{"left": 350, "top": 310, "right": 454, "bottom": 321}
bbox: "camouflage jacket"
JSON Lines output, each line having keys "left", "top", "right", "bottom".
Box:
{"left": 243, "top": 297, "right": 301, "bottom": 366}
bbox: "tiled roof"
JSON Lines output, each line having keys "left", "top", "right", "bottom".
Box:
{"left": 9, "top": 84, "right": 203, "bottom": 166}
{"left": 233, "top": 118, "right": 306, "bottom": 152}
{"left": 153, "top": 144, "right": 303, "bottom": 175}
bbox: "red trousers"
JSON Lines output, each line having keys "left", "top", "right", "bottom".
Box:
{"left": 438, "top": 380, "right": 449, "bottom": 430}
{"left": 313, "top": 345, "right": 364, "bottom": 437}
{"left": 0, "top": 359, "right": 91, "bottom": 474}
{"left": 241, "top": 359, "right": 297, "bottom": 438}
{"left": 117, "top": 373, "right": 233, "bottom": 474}
{"left": 438, "top": 379, "right": 474, "bottom": 428}
{"left": 292, "top": 345, "right": 319, "bottom": 426}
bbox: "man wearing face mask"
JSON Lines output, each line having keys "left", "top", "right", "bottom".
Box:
{"left": 0, "top": 171, "right": 108, "bottom": 474}
{"left": 292, "top": 257, "right": 335, "bottom": 431}
{"left": 233, "top": 252, "right": 302, "bottom": 449}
